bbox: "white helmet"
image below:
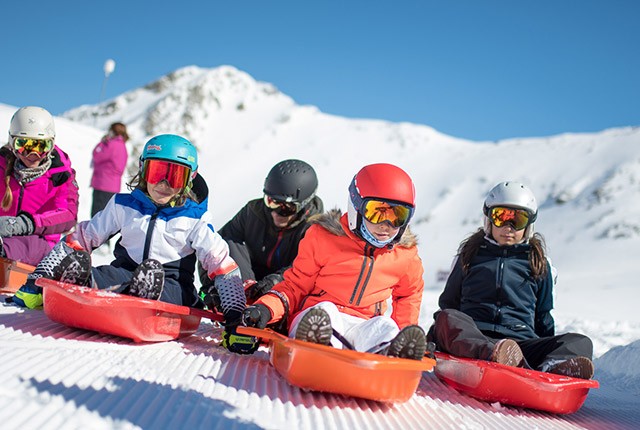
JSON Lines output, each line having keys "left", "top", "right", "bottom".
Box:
{"left": 483, "top": 181, "right": 538, "bottom": 240}
{"left": 9, "top": 106, "right": 56, "bottom": 140}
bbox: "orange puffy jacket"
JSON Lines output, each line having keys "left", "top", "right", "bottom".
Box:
{"left": 256, "top": 210, "right": 425, "bottom": 329}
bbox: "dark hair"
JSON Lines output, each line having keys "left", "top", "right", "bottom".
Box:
{"left": 110, "top": 123, "right": 129, "bottom": 142}
{"left": 458, "top": 228, "right": 548, "bottom": 279}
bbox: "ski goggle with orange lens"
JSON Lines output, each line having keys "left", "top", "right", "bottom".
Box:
{"left": 13, "top": 137, "right": 54, "bottom": 155}
{"left": 264, "top": 195, "right": 299, "bottom": 216}
{"left": 361, "top": 199, "right": 413, "bottom": 228}
{"left": 143, "top": 159, "right": 191, "bottom": 189}
{"left": 489, "top": 207, "right": 532, "bottom": 231}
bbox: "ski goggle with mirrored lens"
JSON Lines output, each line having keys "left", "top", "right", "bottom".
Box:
{"left": 489, "top": 206, "right": 532, "bottom": 231}
{"left": 12, "top": 137, "right": 54, "bottom": 155}
{"left": 143, "top": 159, "right": 191, "bottom": 189}
{"left": 361, "top": 199, "right": 413, "bottom": 228}
{"left": 263, "top": 195, "right": 300, "bottom": 216}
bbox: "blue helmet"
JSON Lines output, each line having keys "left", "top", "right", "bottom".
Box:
{"left": 140, "top": 134, "right": 198, "bottom": 175}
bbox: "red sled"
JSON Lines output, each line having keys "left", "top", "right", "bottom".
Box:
{"left": 38, "top": 278, "right": 221, "bottom": 343}
{"left": 237, "top": 326, "right": 437, "bottom": 403}
{"left": 434, "top": 352, "right": 599, "bottom": 414}
{"left": 0, "top": 257, "right": 34, "bottom": 294}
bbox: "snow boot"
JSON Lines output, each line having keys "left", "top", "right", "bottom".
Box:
{"left": 543, "top": 356, "right": 594, "bottom": 379}
{"left": 295, "top": 307, "right": 332, "bottom": 345}
{"left": 385, "top": 325, "right": 427, "bottom": 361}
{"left": 26, "top": 240, "right": 76, "bottom": 283}
{"left": 52, "top": 250, "right": 92, "bottom": 286}
{"left": 491, "top": 339, "right": 524, "bottom": 367}
{"left": 128, "top": 259, "right": 164, "bottom": 300}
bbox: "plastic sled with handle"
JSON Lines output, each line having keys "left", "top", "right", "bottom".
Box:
{"left": 38, "top": 278, "right": 222, "bottom": 343}
{"left": 0, "top": 257, "right": 34, "bottom": 294}
{"left": 434, "top": 352, "right": 599, "bottom": 414}
{"left": 237, "top": 326, "right": 436, "bottom": 403}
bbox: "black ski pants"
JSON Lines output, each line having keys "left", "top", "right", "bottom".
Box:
{"left": 431, "top": 308, "right": 593, "bottom": 370}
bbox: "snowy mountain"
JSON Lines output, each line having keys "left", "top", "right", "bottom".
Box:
{"left": 1, "top": 64, "right": 640, "bottom": 429}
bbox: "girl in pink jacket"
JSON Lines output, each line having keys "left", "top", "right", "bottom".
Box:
{"left": 0, "top": 106, "right": 79, "bottom": 266}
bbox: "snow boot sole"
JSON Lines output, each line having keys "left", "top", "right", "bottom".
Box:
{"left": 128, "top": 259, "right": 165, "bottom": 301}
{"left": 387, "top": 325, "right": 427, "bottom": 361}
{"left": 52, "top": 250, "right": 92, "bottom": 286}
{"left": 295, "top": 307, "right": 332, "bottom": 345}
{"left": 547, "top": 356, "right": 594, "bottom": 380}
{"left": 491, "top": 338, "right": 525, "bottom": 367}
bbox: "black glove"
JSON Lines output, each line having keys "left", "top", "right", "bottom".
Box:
{"left": 246, "top": 273, "right": 284, "bottom": 301}
{"left": 199, "top": 283, "right": 222, "bottom": 312}
{"left": 242, "top": 304, "right": 272, "bottom": 329}
{"left": 220, "top": 310, "right": 259, "bottom": 354}
{"left": 221, "top": 325, "right": 260, "bottom": 355}
{"left": 0, "top": 214, "right": 34, "bottom": 238}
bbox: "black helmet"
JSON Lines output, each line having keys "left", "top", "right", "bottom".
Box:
{"left": 263, "top": 159, "right": 318, "bottom": 209}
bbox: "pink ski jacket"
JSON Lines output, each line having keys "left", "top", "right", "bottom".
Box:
{"left": 0, "top": 146, "right": 79, "bottom": 247}
{"left": 90, "top": 135, "right": 128, "bottom": 193}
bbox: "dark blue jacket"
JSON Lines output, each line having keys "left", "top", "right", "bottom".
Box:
{"left": 438, "top": 237, "right": 555, "bottom": 340}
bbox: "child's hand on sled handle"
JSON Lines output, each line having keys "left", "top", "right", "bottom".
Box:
{"left": 242, "top": 304, "right": 272, "bottom": 329}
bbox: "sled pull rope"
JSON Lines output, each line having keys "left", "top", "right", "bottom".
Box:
{"left": 331, "top": 328, "right": 356, "bottom": 350}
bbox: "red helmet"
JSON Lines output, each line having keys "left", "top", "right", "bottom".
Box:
{"left": 347, "top": 163, "right": 416, "bottom": 236}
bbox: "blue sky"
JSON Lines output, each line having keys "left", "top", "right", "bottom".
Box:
{"left": 2, "top": 1, "right": 638, "bottom": 141}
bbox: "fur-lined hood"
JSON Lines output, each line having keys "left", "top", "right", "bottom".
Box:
{"left": 308, "top": 209, "right": 418, "bottom": 248}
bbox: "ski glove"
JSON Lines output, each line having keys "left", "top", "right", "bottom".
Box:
{"left": 221, "top": 309, "right": 259, "bottom": 354}
{"left": 221, "top": 326, "right": 260, "bottom": 355}
{"left": 246, "top": 273, "right": 284, "bottom": 301}
{"left": 199, "top": 283, "right": 222, "bottom": 312}
{"left": 242, "top": 304, "right": 272, "bottom": 329}
{"left": 0, "top": 214, "right": 34, "bottom": 238}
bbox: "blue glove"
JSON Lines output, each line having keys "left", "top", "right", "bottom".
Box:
{"left": 12, "top": 281, "right": 43, "bottom": 309}
{"left": 0, "top": 214, "right": 34, "bottom": 238}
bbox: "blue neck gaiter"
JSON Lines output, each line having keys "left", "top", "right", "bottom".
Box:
{"left": 359, "top": 222, "right": 398, "bottom": 248}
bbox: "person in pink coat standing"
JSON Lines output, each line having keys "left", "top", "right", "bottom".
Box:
{"left": 90, "top": 122, "right": 129, "bottom": 217}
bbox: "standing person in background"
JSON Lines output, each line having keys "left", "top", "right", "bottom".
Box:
{"left": 200, "top": 159, "right": 323, "bottom": 306}
{"left": 428, "top": 181, "right": 594, "bottom": 379}
{"left": 2, "top": 106, "right": 79, "bottom": 308}
{"left": 90, "top": 122, "right": 129, "bottom": 217}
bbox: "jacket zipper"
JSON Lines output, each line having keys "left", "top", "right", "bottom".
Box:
{"left": 142, "top": 210, "right": 159, "bottom": 259}
{"left": 495, "top": 250, "right": 506, "bottom": 323}
{"left": 349, "top": 245, "right": 375, "bottom": 305}
{"left": 17, "top": 186, "right": 25, "bottom": 212}
{"left": 266, "top": 230, "right": 284, "bottom": 269}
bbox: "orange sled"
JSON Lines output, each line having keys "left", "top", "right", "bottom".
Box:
{"left": 38, "top": 278, "right": 221, "bottom": 342}
{"left": 0, "top": 257, "right": 34, "bottom": 294}
{"left": 434, "top": 352, "right": 599, "bottom": 414}
{"left": 237, "top": 326, "right": 436, "bottom": 403}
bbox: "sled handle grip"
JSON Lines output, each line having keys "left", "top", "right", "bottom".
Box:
{"left": 186, "top": 307, "right": 225, "bottom": 322}
{"left": 236, "top": 326, "right": 286, "bottom": 341}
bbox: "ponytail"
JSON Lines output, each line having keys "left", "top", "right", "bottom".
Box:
{"left": 1, "top": 153, "right": 16, "bottom": 211}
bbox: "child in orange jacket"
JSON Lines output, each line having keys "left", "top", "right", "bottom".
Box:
{"left": 243, "top": 163, "right": 427, "bottom": 360}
